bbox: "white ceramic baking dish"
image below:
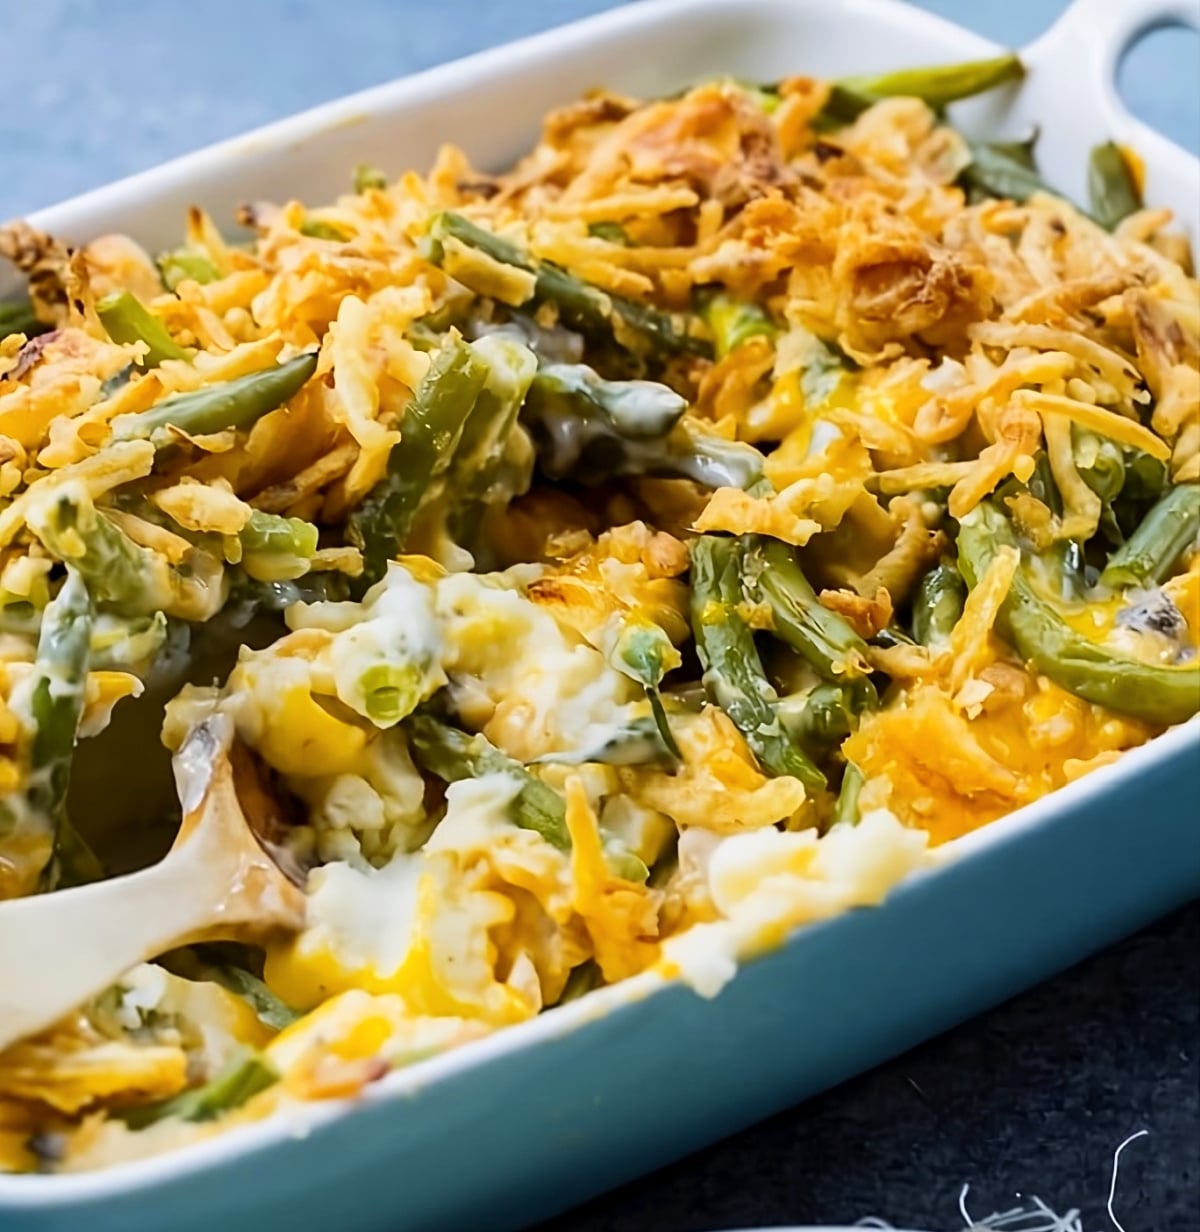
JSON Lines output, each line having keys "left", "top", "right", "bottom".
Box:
{"left": 2, "top": 1, "right": 1198, "bottom": 1229}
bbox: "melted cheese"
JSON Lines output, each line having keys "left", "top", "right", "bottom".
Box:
{"left": 435, "top": 570, "right": 638, "bottom": 761}
{"left": 265, "top": 775, "right": 541, "bottom": 1024}
{"left": 845, "top": 678, "right": 1154, "bottom": 843}
{"left": 657, "top": 809, "right": 929, "bottom": 998}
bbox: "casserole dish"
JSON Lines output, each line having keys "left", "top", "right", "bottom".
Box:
{"left": 2, "top": 0, "right": 1198, "bottom": 1227}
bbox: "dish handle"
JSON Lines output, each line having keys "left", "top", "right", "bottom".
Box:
{"left": 964, "top": 0, "right": 1200, "bottom": 223}
{"left": 1026, "top": 0, "right": 1200, "bottom": 151}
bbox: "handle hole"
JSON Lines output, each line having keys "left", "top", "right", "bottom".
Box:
{"left": 1116, "top": 23, "right": 1200, "bottom": 154}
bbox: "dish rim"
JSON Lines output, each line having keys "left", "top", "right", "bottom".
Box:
{"left": 3, "top": 0, "right": 1199, "bottom": 1204}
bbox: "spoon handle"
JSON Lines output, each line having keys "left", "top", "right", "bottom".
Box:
{"left": 0, "top": 854, "right": 219, "bottom": 1053}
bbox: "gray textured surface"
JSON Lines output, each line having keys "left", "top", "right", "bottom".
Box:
{"left": 1, "top": 2, "right": 1198, "bottom": 1229}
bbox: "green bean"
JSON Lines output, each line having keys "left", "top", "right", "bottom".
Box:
{"left": 557, "top": 960, "right": 601, "bottom": 1004}
{"left": 997, "top": 450, "right": 1061, "bottom": 515}
{"left": 529, "top": 362, "right": 686, "bottom": 439}
{"left": 327, "top": 599, "right": 443, "bottom": 729}
{"left": 647, "top": 845, "right": 679, "bottom": 889}
{"left": 238, "top": 510, "right": 319, "bottom": 558}
{"left": 125, "top": 1049, "right": 278, "bottom": 1129}
{"left": 23, "top": 569, "right": 93, "bottom": 890}
{"left": 1116, "top": 450, "right": 1169, "bottom": 524}
{"left": 818, "top": 84, "right": 886, "bottom": 126}
{"left": 689, "top": 536, "right": 826, "bottom": 791}
{"left": 734, "top": 78, "right": 781, "bottom": 115}
{"left": 190, "top": 960, "right": 301, "bottom": 1031}
{"left": 1100, "top": 483, "right": 1200, "bottom": 591}
{"left": 958, "top": 500, "right": 1200, "bottom": 724}
{"left": 1073, "top": 428, "right": 1126, "bottom": 504}
{"left": 1103, "top": 447, "right": 1170, "bottom": 542}
{"left": 28, "top": 485, "right": 226, "bottom": 621}
{"left": 587, "top": 221, "right": 629, "bottom": 245}
{"left": 354, "top": 163, "right": 389, "bottom": 192}
{"left": 611, "top": 622, "right": 683, "bottom": 762}
{"left": 426, "top": 212, "right": 711, "bottom": 361}
{"left": 912, "top": 560, "right": 967, "bottom": 650}
{"left": 822, "top": 52, "right": 1024, "bottom": 124}
{"left": 30, "top": 491, "right": 159, "bottom": 612}
{"left": 872, "top": 623, "right": 918, "bottom": 650}
{"left": 742, "top": 535, "right": 873, "bottom": 682}
{"left": 407, "top": 715, "right": 659, "bottom": 870}
{"left": 0, "top": 593, "right": 41, "bottom": 636}
{"left": 604, "top": 846, "right": 651, "bottom": 884}
{"left": 775, "top": 682, "right": 860, "bottom": 747}
{"left": 1047, "top": 539, "right": 1089, "bottom": 603}
{"left": 0, "top": 296, "right": 50, "bottom": 341}
{"left": 156, "top": 249, "right": 220, "bottom": 291}
{"left": 456, "top": 338, "right": 538, "bottom": 468}
{"left": 700, "top": 293, "right": 776, "bottom": 359}
{"left": 809, "top": 684, "right": 859, "bottom": 743}
{"left": 532, "top": 716, "right": 678, "bottom": 769}
{"left": 469, "top": 312, "right": 586, "bottom": 364}
{"left": 299, "top": 218, "right": 351, "bottom": 241}
{"left": 962, "top": 140, "right": 1118, "bottom": 226}
{"left": 833, "top": 763, "right": 865, "bottom": 828}
{"left": 172, "top": 944, "right": 302, "bottom": 1031}
{"left": 348, "top": 335, "right": 489, "bottom": 592}
{"left": 95, "top": 290, "right": 189, "bottom": 367}
{"left": 1088, "top": 141, "right": 1142, "bottom": 231}
{"left": 405, "top": 713, "right": 569, "bottom": 850}
{"left": 1032, "top": 450, "right": 1063, "bottom": 516}
{"left": 238, "top": 510, "right": 319, "bottom": 583}
{"left": 101, "top": 363, "right": 135, "bottom": 400}
{"left": 447, "top": 335, "right": 538, "bottom": 549}
{"left": 961, "top": 140, "right": 1057, "bottom": 204}
{"left": 985, "top": 132, "right": 1039, "bottom": 170}
{"left": 110, "top": 352, "right": 317, "bottom": 448}
{"left": 800, "top": 337, "right": 851, "bottom": 408}
{"left": 232, "top": 571, "right": 351, "bottom": 613}
{"left": 523, "top": 381, "right": 764, "bottom": 489}
{"left": 841, "top": 51, "right": 1024, "bottom": 110}
{"left": 665, "top": 425, "right": 766, "bottom": 489}
{"left": 355, "top": 663, "right": 431, "bottom": 728}
{"left": 613, "top": 622, "right": 676, "bottom": 686}
{"left": 644, "top": 690, "right": 678, "bottom": 764}
{"left": 89, "top": 611, "right": 170, "bottom": 673}
{"left": 660, "top": 683, "right": 708, "bottom": 713}
{"left": 406, "top": 320, "right": 445, "bottom": 355}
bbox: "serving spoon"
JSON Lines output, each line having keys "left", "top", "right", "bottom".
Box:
{"left": 0, "top": 714, "right": 307, "bottom": 1053}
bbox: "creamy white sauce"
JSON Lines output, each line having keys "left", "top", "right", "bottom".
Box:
{"left": 299, "top": 855, "right": 425, "bottom": 979}
{"left": 661, "top": 809, "right": 932, "bottom": 1000}
{"left": 434, "top": 570, "right": 637, "bottom": 760}
{"left": 114, "top": 964, "right": 169, "bottom": 1029}
{"left": 325, "top": 565, "right": 447, "bottom": 726}
{"left": 424, "top": 773, "right": 523, "bottom": 855}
